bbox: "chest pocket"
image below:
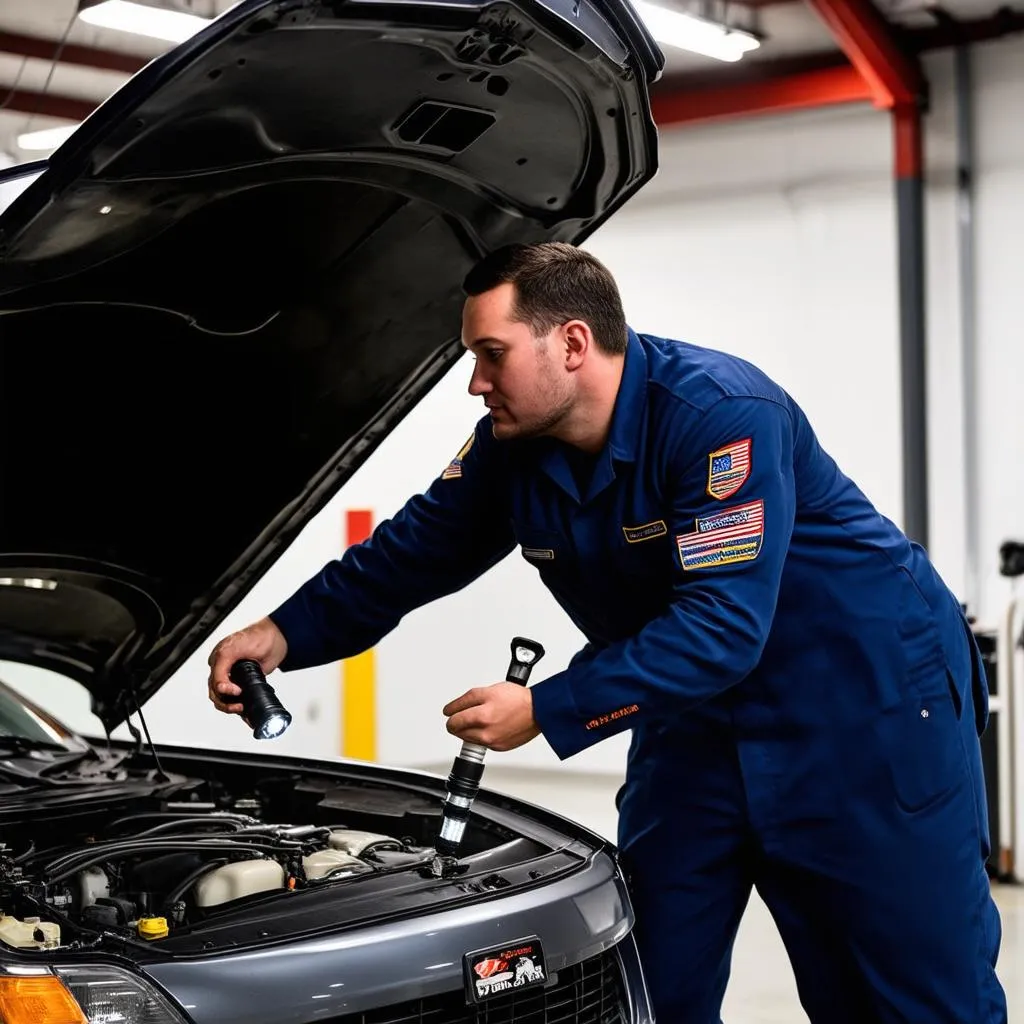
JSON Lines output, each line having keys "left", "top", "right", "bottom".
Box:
{"left": 615, "top": 517, "right": 675, "bottom": 589}
{"left": 513, "top": 525, "right": 573, "bottom": 579}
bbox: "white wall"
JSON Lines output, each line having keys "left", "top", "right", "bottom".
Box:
{"left": 4, "top": 35, "right": 1023, "bottom": 780}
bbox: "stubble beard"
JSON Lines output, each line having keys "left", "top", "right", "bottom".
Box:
{"left": 494, "top": 376, "right": 573, "bottom": 442}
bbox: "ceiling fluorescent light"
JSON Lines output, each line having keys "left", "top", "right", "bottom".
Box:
{"left": 78, "top": 0, "right": 212, "bottom": 43}
{"left": 17, "top": 124, "right": 81, "bottom": 151}
{"left": 632, "top": 0, "right": 760, "bottom": 61}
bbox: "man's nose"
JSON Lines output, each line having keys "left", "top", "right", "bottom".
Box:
{"left": 468, "top": 362, "right": 491, "bottom": 397}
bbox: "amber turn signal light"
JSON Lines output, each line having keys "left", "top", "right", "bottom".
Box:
{"left": 0, "top": 974, "right": 88, "bottom": 1024}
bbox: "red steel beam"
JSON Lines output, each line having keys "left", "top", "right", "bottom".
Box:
{"left": 803, "top": 0, "right": 923, "bottom": 108}
{"left": 0, "top": 30, "right": 148, "bottom": 75}
{"left": 0, "top": 87, "right": 96, "bottom": 122}
{"left": 651, "top": 64, "right": 872, "bottom": 127}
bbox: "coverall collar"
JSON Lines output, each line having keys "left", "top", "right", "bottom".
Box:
{"left": 539, "top": 327, "right": 647, "bottom": 504}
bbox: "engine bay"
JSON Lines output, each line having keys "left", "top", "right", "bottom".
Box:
{"left": 0, "top": 805, "right": 434, "bottom": 953}
{"left": 0, "top": 746, "right": 559, "bottom": 956}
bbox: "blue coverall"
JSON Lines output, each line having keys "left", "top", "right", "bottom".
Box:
{"left": 270, "top": 328, "right": 1006, "bottom": 1023}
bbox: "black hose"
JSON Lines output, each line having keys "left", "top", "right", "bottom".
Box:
{"left": 107, "top": 811, "right": 259, "bottom": 832}
{"left": 12, "top": 841, "right": 35, "bottom": 864}
{"left": 163, "top": 857, "right": 229, "bottom": 907}
{"left": 16, "top": 815, "right": 263, "bottom": 869}
{"left": 44, "top": 830, "right": 321, "bottom": 878}
{"left": 128, "top": 818, "right": 248, "bottom": 838}
{"left": 44, "top": 840, "right": 290, "bottom": 884}
{"left": 44, "top": 833, "right": 301, "bottom": 868}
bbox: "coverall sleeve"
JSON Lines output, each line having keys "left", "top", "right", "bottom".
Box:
{"left": 269, "top": 418, "right": 516, "bottom": 670}
{"left": 531, "top": 395, "right": 796, "bottom": 759}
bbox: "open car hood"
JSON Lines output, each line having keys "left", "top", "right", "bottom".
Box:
{"left": 0, "top": 0, "right": 662, "bottom": 733}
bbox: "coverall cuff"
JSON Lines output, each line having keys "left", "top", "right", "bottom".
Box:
{"left": 531, "top": 671, "right": 589, "bottom": 761}
{"left": 268, "top": 593, "right": 330, "bottom": 672}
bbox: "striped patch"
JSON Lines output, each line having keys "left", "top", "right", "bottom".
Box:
{"left": 707, "top": 437, "right": 752, "bottom": 500}
{"left": 441, "top": 433, "right": 475, "bottom": 480}
{"left": 622, "top": 520, "right": 667, "bottom": 544}
{"left": 677, "top": 499, "right": 764, "bottom": 571}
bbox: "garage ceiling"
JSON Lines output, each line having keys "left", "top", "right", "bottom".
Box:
{"left": 0, "top": 0, "right": 1020, "bottom": 162}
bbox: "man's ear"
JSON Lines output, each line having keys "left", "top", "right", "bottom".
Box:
{"left": 563, "top": 320, "right": 592, "bottom": 371}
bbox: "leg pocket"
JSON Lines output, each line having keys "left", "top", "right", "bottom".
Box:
{"left": 874, "top": 668, "right": 968, "bottom": 814}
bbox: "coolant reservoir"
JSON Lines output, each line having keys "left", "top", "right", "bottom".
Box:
{"left": 76, "top": 866, "right": 110, "bottom": 909}
{"left": 328, "top": 830, "right": 401, "bottom": 857}
{"left": 0, "top": 913, "right": 60, "bottom": 949}
{"left": 193, "top": 859, "right": 286, "bottom": 908}
{"left": 302, "top": 849, "right": 372, "bottom": 881}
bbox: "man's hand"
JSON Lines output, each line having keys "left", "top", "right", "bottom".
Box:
{"left": 442, "top": 682, "right": 540, "bottom": 751}
{"left": 207, "top": 616, "right": 288, "bottom": 717}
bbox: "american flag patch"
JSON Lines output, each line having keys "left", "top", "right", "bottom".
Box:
{"left": 706, "top": 437, "right": 751, "bottom": 500}
{"left": 441, "top": 433, "right": 475, "bottom": 480}
{"left": 677, "top": 499, "right": 764, "bottom": 571}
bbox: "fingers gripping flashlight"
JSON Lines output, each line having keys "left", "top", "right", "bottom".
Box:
{"left": 432, "top": 637, "right": 545, "bottom": 870}
{"left": 229, "top": 660, "right": 293, "bottom": 740}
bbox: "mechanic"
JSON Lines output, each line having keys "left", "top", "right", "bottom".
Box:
{"left": 207, "top": 242, "right": 1007, "bottom": 1023}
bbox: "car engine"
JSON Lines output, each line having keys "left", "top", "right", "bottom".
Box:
{"left": 0, "top": 799, "right": 434, "bottom": 952}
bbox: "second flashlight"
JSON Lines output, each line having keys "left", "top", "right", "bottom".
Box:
{"left": 433, "top": 636, "right": 545, "bottom": 861}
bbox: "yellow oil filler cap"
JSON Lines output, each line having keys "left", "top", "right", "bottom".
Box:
{"left": 137, "top": 916, "right": 169, "bottom": 940}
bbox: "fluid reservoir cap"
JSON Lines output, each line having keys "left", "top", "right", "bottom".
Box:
{"left": 138, "top": 916, "right": 169, "bottom": 940}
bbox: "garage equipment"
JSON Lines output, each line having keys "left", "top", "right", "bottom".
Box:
{"left": 993, "top": 540, "right": 1024, "bottom": 881}
{"left": 431, "top": 637, "right": 545, "bottom": 875}
{"left": 230, "top": 659, "right": 293, "bottom": 740}
{"left": 972, "top": 540, "right": 1024, "bottom": 882}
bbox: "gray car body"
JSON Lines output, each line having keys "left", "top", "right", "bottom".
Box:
{"left": 145, "top": 828, "right": 649, "bottom": 1022}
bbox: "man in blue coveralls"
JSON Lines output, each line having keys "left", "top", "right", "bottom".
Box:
{"left": 207, "top": 243, "right": 1006, "bottom": 1022}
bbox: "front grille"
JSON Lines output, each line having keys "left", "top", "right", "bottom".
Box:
{"left": 327, "top": 948, "right": 626, "bottom": 1024}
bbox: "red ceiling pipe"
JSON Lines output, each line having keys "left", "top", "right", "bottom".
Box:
{"left": 651, "top": 64, "right": 872, "bottom": 126}
{"left": 804, "top": 0, "right": 923, "bottom": 107}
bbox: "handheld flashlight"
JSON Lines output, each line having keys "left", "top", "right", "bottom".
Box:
{"left": 432, "top": 637, "right": 545, "bottom": 869}
{"left": 229, "top": 659, "right": 292, "bottom": 740}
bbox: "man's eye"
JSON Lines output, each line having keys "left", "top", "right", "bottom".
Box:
{"left": 486, "top": 349, "right": 503, "bottom": 362}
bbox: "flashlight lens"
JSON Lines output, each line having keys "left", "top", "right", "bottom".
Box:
{"left": 258, "top": 714, "right": 290, "bottom": 740}
{"left": 515, "top": 646, "right": 537, "bottom": 664}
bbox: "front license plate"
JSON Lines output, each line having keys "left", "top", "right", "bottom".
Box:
{"left": 463, "top": 935, "right": 547, "bottom": 1003}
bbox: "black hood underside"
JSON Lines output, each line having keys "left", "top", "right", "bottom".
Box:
{"left": 0, "top": 0, "right": 661, "bottom": 730}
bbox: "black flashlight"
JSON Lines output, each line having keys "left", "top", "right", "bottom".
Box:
{"left": 229, "top": 659, "right": 292, "bottom": 740}
{"left": 432, "top": 637, "right": 545, "bottom": 868}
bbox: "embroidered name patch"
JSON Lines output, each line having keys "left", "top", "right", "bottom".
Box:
{"left": 585, "top": 704, "right": 639, "bottom": 731}
{"left": 707, "top": 437, "right": 752, "bottom": 500}
{"left": 522, "top": 547, "right": 555, "bottom": 561}
{"left": 441, "top": 433, "right": 475, "bottom": 480}
{"left": 622, "top": 520, "right": 668, "bottom": 544}
{"left": 677, "top": 499, "right": 764, "bottom": 571}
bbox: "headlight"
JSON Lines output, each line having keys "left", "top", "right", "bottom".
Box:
{"left": 0, "top": 964, "right": 188, "bottom": 1023}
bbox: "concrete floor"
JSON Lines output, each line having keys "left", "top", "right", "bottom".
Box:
{"left": 476, "top": 766, "right": 1023, "bottom": 1023}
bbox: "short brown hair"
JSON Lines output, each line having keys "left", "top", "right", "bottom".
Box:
{"left": 462, "top": 242, "right": 628, "bottom": 355}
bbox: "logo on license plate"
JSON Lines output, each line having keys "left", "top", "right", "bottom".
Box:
{"left": 463, "top": 935, "right": 547, "bottom": 1002}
